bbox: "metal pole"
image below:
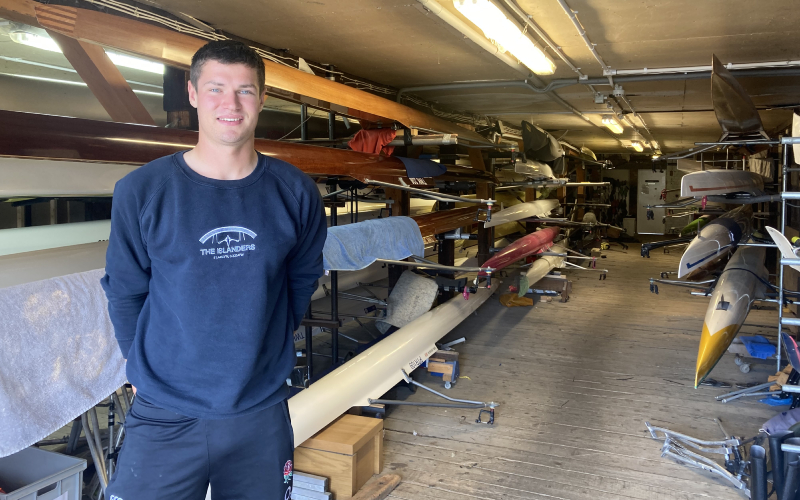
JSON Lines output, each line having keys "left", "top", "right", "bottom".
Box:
{"left": 330, "top": 200, "right": 339, "bottom": 368}
{"left": 300, "top": 104, "right": 308, "bottom": 141}
{"left": 305, "top": 307, "right": 313, "bottom": 383}
{"left": 328, "top": 111, "right": 335, "bottom": 142}
{"left": 779, "top": 142, "right": 788, "bottom": 371}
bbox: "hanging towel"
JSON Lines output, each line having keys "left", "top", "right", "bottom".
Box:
{"left": 0, "top": 269, "right": 126, "bottom": 457}
{"left": 322, "top": 217, "right": 424, "bottom": 271}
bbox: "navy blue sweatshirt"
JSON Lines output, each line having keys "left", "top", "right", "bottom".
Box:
{"left": 101, "top": 152, "right": 326, "bottom": 418}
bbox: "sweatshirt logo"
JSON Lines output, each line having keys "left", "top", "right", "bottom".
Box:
{"left": 199, "top": 226, "right": 257, "bottom": 260}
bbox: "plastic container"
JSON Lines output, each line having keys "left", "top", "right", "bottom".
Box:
{"left": 0, "top": 447, "right": 86, "bottom": 500}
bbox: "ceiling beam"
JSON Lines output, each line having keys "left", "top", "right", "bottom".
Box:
{"left": 47, "top": 30, "right": 155, "bottom": 125}
{"left": 0, "top": 0, "right": 492, "bottom": 144}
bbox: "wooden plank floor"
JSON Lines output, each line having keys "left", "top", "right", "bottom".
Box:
{"left": 380, "top": 243, "right": 779, "bottom": 500}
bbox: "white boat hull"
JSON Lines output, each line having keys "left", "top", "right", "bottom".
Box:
{"left": 0, "top": 158, "right": 138, "bottom": 197}
{"left": 766, "top": 226, "right": 800, "bottom": 272}
{"left": 678, "top": 206, "right": 751, "bottom": 278}
{"left": 484, "top": 199, "right": 559, "bottom": 228}
{"left": 680, "top": 169, "right": 765, "bottom": 198}
{"left": 514, "top": 160, "right": 555, "bottom": 181}
{"left": 288, "top": 285, "right": 496, "bottom": 445}
{"left": 0, "top": 221, "right": 111, "bottom": 257}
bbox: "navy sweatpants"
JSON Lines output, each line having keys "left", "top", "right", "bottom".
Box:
{"left": 106, "top": 396, "right": 294, "bottom": 500}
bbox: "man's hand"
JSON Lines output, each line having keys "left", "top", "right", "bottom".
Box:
{"left": 131, "top": 385, "right": 137, "bottom": 395}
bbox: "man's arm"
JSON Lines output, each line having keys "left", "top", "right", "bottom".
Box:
{"left": 100, "top": 180, "right": 151, "bottom": 359}
{"left": 287, "top": 182, "right": 327, "bottom": 331}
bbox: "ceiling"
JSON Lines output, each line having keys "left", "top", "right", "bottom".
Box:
{"left": 4, "top": 0, "right": 800, "bottom": 153}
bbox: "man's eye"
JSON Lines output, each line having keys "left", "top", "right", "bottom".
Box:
{"left": 240, "top": 90, "right": 253, "bottom": 95}
{"left": 210, "top": 88, "right": 221, "bottom": 93}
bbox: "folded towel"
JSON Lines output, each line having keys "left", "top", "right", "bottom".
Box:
{"left": 0, "top": 269, "right": 126, "bottom": 457}
{"left": 323, "top": 217, "right": 424, "bottom": 271}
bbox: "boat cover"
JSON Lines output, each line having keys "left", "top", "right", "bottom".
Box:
{"left": 397, "top": 156, "right": 447, "bottom": 179}
{"left": 323, "top": 216, "right": 424, "bottom": 271}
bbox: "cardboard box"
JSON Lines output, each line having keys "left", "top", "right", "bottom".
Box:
{"left": 295, "top": 415, "right": 383, "bottom": 498}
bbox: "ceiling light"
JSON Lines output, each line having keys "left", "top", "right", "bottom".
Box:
{"left": 8, "top": 30, "right": 164, "bottom": 74}
{"left": 9, "top": 30, "right": 60, "bottom": 52}
{"left": 453, "top": 0, "right": 556, "bottom": 75}
{"left": 631, "top": 141, "right": 644, "bottom": 152}
{"left": 105, "top": 51, "right": 164, "bottom": 74}
{"left": 601, "top": 115, "right": 624, "bottom": 134}
{"left": 651, "top": 140, "right": 660, "bottom": 151}
{"left": 652, "top": 154, "right": 661, "bottom": 160}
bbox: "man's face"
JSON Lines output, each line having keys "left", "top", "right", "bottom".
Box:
{"left": 188, "top": 60, "right": 265, "bottom": 147}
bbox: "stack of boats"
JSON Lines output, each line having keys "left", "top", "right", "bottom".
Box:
{"left": 671, "top": 169, "right": 771, "bottom": 387}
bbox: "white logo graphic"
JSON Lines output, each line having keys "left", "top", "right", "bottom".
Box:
{"left": 199, "top": 226, "right": 257, "bottom": 260}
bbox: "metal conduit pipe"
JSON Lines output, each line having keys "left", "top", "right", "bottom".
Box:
{"left": 398, "top": 67, "right": 800, "bottom": 102}
{"left": 412, "top": 0, "right": 600, "bottom": 130}
{"left": 555, "top": 0, "right": 613, "bottom": 86}
{"left": 414, "top": 0, "right": 530, "bottom": 78}
{"left": 610, "top": 60, "right": 800, "bottom": 76}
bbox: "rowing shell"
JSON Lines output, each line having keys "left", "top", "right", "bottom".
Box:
{"left": 680, "top": 169, "right": 765, "bottom": 198}
{"left": 479, "top": 226, "right": 560, "bottom": 276}
{"left": 678, "top": 205, "right": 752, "bottom": 278}
{"left": 695, "top": 244, "right": 767, "bottom": 387}
{"left": 0, "top": 220, "right": 110, "bottom": 257}
{"left": 766, "top": 226, "right": 800, "bottom": 272}
{"left": 484, "top": 200, "right": 559, "bottom": 229}
{"left": 680, "top": 215, "right": 716, "bottom": 236}
{"left": 711, "top": 54, "right": 767, "bottom": 138}
{"left": 514, "top": 160, "right": 556, "bottom": 181}
{"left": 518, "top": 244, "right": 565, "bottom": 297}
{"left": 289, "top": 282, "right": 496, "bottom": 444}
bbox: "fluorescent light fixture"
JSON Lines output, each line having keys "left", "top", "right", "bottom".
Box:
{"left": 453, "top": 0, "right": 556, "bottom": 75}
{"left": 631, "top": 141, "right": 644, "bottom": 152}
{"left": 106, "top": 51, "right": 164, "bottom": 74}
{"left": 651, "top": 140, "right": 660, "bottom": 150}
{"left": 8, "top": 29, "right": 164, "bottom": 74}
{"left": 0, "top": 71, "right": 163, "bottom": 96}
{"left": 652, "top": 154, "right": 661, "bottom": 160}
{"left": 601, "top": 115, "right": 624, "bottom": 134}
{"left": 9, "top": 30, "right": 60, "bottom": 52}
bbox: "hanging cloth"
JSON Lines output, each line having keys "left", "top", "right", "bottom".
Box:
{"left": 347, "top": 129, "right": 397, "bottom": 155}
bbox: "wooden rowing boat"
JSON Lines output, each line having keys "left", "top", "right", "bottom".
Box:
{"left": 484, "top": 200, "right": 559, "bottom": 228}
{"left": 695, "top": 244, "right": 767, "bottom": 387}
{"left": 678, "top": 205, "right": 752, "bottom": 278}
{"left": 479, "top": 227, "right": 560, "bottom": 276}
{"left": 711, "top": 54, "right": 768, "bottom": 139}
{"left": 0, "top": 111, "right": 495, "bottom": 193}
{"left": 680, "top": 169, "right": 765, "bottom": 198}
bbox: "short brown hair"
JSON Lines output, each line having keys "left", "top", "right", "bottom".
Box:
{"left": 190, "top": 40, "right": 265, "bottom": 92}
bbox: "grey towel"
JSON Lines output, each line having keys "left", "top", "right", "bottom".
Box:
{"left": 0, "top": 269, "right": 126, "bottom": 457}
{"left": 323, "top": 217, "right": 424, "bottom": 271}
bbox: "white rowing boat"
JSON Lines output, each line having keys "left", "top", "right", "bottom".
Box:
{"left": 695, "top": 244, "right": 767, "bottom": 387}
{"left": 0, "top": 220, "right": 110, "bottom": 257}
{"left": 288, "top": 283, "right": 497, "bottom": 444}
{"left": 0, "top": 157, "right": 138, "bottom": 197}
{"left": 766, "top": 226, "right": 800, "bottom": 272}
{"left": 678, "top": 205, "right": 752, "bottom": 278}
{"left": 514, "top": 160, "right": 556, "bottom": 181}
{"left": 484, "top": 199, "right": 559, "bottom": 229}
{"left": 680, "top": 169, "right": 765, "bottom": 198}
{"left": 518, "top": 244, "right": 566, "bottom": 296}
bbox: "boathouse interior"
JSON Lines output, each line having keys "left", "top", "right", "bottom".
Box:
{"left": 2, "top": 1, "right": 800, "bottom": 499}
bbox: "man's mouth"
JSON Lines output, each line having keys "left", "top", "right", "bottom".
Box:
{"left": 218, "top": 117, "right": 243, "bottom": 123}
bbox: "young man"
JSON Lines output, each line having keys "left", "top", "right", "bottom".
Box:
{"left": 101, "top": 40, "right": 327, "bottom": 500}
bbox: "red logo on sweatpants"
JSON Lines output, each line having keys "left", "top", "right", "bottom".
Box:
{"left": 283, "top": 460, "right": 293, "bottom": 484}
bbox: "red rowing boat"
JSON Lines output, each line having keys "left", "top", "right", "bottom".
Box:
{"left": 479, "top": 227, "right": 560, "bottom": 275}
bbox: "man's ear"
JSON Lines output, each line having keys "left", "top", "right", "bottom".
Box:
{"left": 188, "top": 80, "right": 198, "bottom": 108}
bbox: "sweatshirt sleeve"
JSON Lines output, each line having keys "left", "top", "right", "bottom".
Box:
{"left": 100, "top": 179, "right": 152, "bottom": 359}
{"left": 287, "top": 182, "right": 327, "bottom": 331}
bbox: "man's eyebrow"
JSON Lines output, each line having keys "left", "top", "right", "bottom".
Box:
{"left": 237, "top": 83, "right": 257, "bottom": 89}
{"left": 203, "top": 80, "right": 225, "bottom": 86}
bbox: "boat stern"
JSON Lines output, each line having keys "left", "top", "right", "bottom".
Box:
{"left": 695, "top": 322, "right": 740, "bottom": 388}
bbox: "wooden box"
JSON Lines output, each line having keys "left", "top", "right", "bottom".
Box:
{"left": 295, "top": 414, "right": 384, "bottom": 498}
{"left": 533, "top": 275, "right": 572, "bottom": 302}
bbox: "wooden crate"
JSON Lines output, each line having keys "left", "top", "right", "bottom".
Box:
{"left": 295, "top": 414, "right": 384, "bottom": 498}
{"left": 532, "top": 275, "right": 572, "bottom": 302}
